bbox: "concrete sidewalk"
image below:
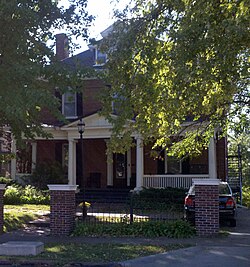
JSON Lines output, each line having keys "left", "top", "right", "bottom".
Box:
{"left": 120, "top": 245, "right": 250, "bottom": 267}
{"left": 120, "top": 206, "right": 250, "bottom": 267}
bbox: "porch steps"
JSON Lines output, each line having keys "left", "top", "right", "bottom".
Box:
{"left": 76, "top": 188, "right": 131, "bottom": 204}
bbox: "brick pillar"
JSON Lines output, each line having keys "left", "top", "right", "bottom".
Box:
{"left": 193, "top": 179, "right": 220, "bottom": 237}
{"left": 48, "top": 185, "right": 78, "bottom": 236}
{"left": 0, "top": 184, "right": 6, "bottom": 234}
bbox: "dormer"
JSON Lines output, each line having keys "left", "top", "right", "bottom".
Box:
{"left": 88, "top": 43, "right": 107, "bottom": 66}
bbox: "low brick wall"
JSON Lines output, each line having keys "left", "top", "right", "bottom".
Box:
{"left": 48, "top": 185, "right": 77, "bottom": 236}
{"left": 193, "top": 179, "right": 219, "bottom": 237}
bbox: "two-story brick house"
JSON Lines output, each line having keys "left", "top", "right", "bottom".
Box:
{"left": 10, "top": 30, "right": 227, "bottom": 191}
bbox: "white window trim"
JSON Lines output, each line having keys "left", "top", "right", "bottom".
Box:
{"left": 62, "top": 92, "right": 77, "bottom": 119}
{"left": 93, "top": 48, "right": 107, "bottom": 66}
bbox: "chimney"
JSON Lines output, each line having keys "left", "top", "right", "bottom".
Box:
{"left": 56, "top": 33, "right": 69, "bottom": 60}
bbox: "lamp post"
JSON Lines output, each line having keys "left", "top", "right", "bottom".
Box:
{"left": 77, "top": 117, "right": 87, "bottom": 220}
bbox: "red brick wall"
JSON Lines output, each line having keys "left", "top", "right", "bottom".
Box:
{"left": 83, "top": 139, "right": 107, "bottom": 188}
{"left": 195, "top": 184, "right": 219, "bottom": 236}
{"left": 144, "top": 144, "right": 158, "bottom": 174}
{"left": 82, "top": 79, "right": 105, "bottom": 116}
{"left": 36, "top": 140, "right": 67, "bottom": 165}
{"left": 50, "top": 189, "right": 76, "bottom": 235}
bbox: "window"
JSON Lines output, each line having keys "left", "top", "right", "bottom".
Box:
{"left": 62, "top": 92, "right": 77, "bottom": 118}
{"left": 95, "top": 49, "right": 107, "bottom": 65}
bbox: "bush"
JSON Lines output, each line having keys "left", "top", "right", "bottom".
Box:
{"left": 242, "top": 186, "right": 250, "bottom": 208}
{"left": 131, "top": 187, "right": 186, "bottom": 211}
{"left": 0, "top": 177, "right": 14, "bottom": 185}
{"left": 22, "top": 161, "right": 67, "bottom": 190}
{"left": 4, "top": 184, "right": 49, "bottom": 205}
{"left": 73, "top": 220, "right": 196, "bottom": 238}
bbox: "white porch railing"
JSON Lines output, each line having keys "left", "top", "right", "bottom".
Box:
{"left": 143, "top": 174, "right": 209, "bottom": 189}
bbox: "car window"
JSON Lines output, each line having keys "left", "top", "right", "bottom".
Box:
{"left": 219, "top": 184, "right": 231, "bottom": 195}
{"left": 188, "top": 183, "right": 231, "bottom": 195}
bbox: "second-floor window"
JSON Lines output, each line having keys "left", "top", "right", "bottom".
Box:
{"left": 95, "top": 49, "right": 107, "bottom": 65}
{"left": 62, "top": 92, "right": 77, "bottom": 118}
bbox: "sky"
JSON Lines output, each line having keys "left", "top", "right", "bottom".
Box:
{"left": 59, "top": 0, "right": 128, "bottom": 52}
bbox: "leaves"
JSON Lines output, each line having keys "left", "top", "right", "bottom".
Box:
{"left": 0, "top": 0, "right": 94, "bottom": 142}
{"left": 101, "top": 0, "right": 249, "bottom": 157}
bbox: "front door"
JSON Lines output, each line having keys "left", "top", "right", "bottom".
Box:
{"left": 113, "top": 153, "right": 127, "bottom": 188}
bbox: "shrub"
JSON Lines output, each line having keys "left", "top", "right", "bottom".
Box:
{"left": 242, "top": 186, "right": 250, "bottom": 208}
{"left": 73, "top": 220, "right": 196, "bottom": 238}
{"left": 0, "top": 177, "right": 14, "bottom": 185}
{"left": 4, "top": 184, "right": 49, "bottom": 205}
{"left": 22, "top": 161, "right": 67, "bottom": 190}
{"left": 131, "top": 187, "right": 186, "bottom": 211}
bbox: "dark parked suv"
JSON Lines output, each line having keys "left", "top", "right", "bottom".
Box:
{"left": 184, "top": 182, "right": 237, "bottom": 227}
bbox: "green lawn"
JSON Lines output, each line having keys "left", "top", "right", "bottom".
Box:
{"left": 0, "top": 243, "right": 190, "bottom": 265}
{"left": 3, "top": 204, "right": 49, "bottom": 232}
{"left": 1, "top": 204, "right": 192, "bottom": 265}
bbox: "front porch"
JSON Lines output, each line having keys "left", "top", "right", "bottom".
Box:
{"left": 11, "top": 113, "right": 225, "bottom": 190}
{"left": 143, "top": 174, "right": 209, "bottom": 189}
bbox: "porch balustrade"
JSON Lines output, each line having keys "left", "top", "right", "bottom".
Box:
{"left": 143, "top": 174, "right": 209, "bottom": 189}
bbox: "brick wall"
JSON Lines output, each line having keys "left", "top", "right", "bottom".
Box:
{"left": 49, "top": 188, "right": 76, "bottom": 235}
{"left": 194, "top": 183, "right": 219, "bottom": 236}
{"left": 82, "top": 79, "right": 105, "bottom": 116}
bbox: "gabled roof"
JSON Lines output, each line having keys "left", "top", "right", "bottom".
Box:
{"left": 61, "top": 112, "right": 114, "bottom": 130}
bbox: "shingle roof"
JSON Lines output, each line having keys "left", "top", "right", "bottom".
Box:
{"left": 62, "top": 49, "right": 95, "bottom": 68}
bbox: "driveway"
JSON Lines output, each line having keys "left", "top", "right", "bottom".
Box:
{"left": 120, "top": 206, "right": 250, "bottom": 267}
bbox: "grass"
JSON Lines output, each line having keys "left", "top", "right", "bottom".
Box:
{"left": 1, "top": 204, "right": 194, "bottom": 265}
{"left": 0, "top": 243, "right": 191, "bottom": 266}
{"left": 3, "top": 204, "right": 49, "bottom": 232}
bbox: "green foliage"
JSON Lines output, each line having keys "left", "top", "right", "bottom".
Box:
{"left": 4, "top": 212, "right": 39, "bottom": 232}
{"left": 23, "top": 161, "right": 67, "bottom": 190}
{"left": 101, "top": 0, "right": 250, "bottom": 157}
{"left": 242, "top": 186, "right": 250, "bottom": 208}
{"left": 73, "top": 220, "right": 195, "bottom": 238}
{"left": 4, "top": 184, "right": 49, "bottom": 205}
{"left": 0, "top": 0, "right": 94, "bottom": 141}
{"left": 228, "top": 132, "right": 250, "bottom": 186}
{"left": 0, "top": 177, "right": 14, "bottom": 185}
{"left": 132, "top": 187, "right": 186, "bottom": 211}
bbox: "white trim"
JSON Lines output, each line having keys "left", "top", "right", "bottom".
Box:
{"left": 47, "top": 184, "right": 78, "bottom": 191}
{"left": 62, "top": 92, "right": 77, "bottom": 119}
{"left": 68, "top": 139, "right": 76, "bottom": 185}
{"left": 208, "top": 137, "right": 217, "bottom": 179}
{"left": 127, "top": 148, "right": 131, "bottom": 187}
{"left": 135, "top": 136, "right": 143, "bottom": 190}
{"left": 192, "top": 178, "right": 220, "bottom": 186}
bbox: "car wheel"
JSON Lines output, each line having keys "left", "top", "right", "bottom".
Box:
{"left": 229, "top": 219, "right": 236, "bottom": 227}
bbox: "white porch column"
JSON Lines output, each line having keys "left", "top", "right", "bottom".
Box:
{"left": 135, "top": 136, "right": 143, "bottom": 190}
{"left": 68, "top": 138, "right": 77, "bottom": 185}
{"left": 31, "top": 142, "right": 37, "bottom": 172}
{"left": 127, "top": 148, "right": 131, "bottom": 187}
{"left": 208, "top": 137, "right": 217, "bottom": 179}
{"left": 10, "top": 138, "right": 16, "bottom": 180}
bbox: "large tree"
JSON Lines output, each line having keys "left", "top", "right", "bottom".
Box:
{"left": 0, "top": 0, "right": 93, "bottom": 141}
{"left": 101, "top": 0, "right": 249, "bottom": 157}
